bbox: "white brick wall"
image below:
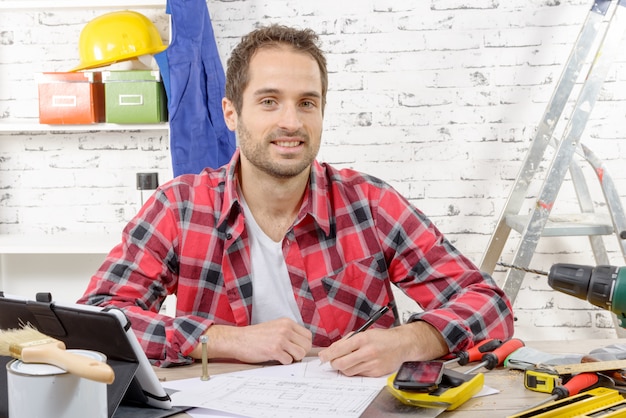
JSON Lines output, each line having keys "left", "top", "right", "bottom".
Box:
{"left": 1, "top": 0, "right": 625, "bottom": 341}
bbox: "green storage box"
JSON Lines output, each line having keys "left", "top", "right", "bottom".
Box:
{"left": 102, "top": 70, "right": 167, "bottom": 123}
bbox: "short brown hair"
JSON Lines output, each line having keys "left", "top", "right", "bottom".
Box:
{"left": 225, "top": 24, "right": 328, "bottom": 115}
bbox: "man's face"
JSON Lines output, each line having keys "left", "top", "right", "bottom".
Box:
{"left": 223, "top": 45, "right": 324, "bottom": 179}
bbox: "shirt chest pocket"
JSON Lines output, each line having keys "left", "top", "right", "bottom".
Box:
{"left": 321, "top": 256, "right": 388, "bottom": 307}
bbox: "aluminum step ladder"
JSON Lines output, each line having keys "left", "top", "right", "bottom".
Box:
{"left": 480, "top": 0, "right": 626, "bottom": 305}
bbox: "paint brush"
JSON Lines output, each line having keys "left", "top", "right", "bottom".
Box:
{"left": 0, "top": 325, "right": 115, "bottom": 384}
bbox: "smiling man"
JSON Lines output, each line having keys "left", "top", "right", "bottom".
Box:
{"left": 78, "top": 25, "right": 514, "bottom": 377}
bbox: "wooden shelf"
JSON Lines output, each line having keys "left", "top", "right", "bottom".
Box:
{"left": 0, "top": 120, "right": 169, "bottom": 133}
{"left": 0, "top": 1, "right": 165, "bottom": 10}
{"left": 0, "top": 2, "right": 168, "bottom": 256}
{"left": 0, "top": 234, "right": 120, "bottom": 254}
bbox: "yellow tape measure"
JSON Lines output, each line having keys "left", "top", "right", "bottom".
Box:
{"left": 524, "top": 369, "right": 561, "bottom": 393}
{"left": 525, "top": 360, "right": 626, "bottom": 394}
{"left": 387, "top": 369, "right": 484, "bottom": 411}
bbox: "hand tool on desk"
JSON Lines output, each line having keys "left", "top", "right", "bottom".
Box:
{"left": 200, "top": 335, "right": 210, "bottom": 381}
{"left": 386, "top": 367, "right": 484, "bottom": 414}
{"left": 443, "top": 338, "right": 503, "bottom": 367}
{"left": 524, "top": 368, "right": 562, "bottom": 393}
{"left": 546, "top": 359, "right": 626, "bottom": 376}
{"left": 522, "top": 372, "right": 601, "bottom": 411}
{"left": 387, "top": 338, "right": 524, "bottom": 415}
{"left": 0, "top": 325, "right": 115, "bottom": 384}
{"left": 581, "top": 355, "right": 626, "bottom": 384}
{"left": 506, "top": 387, "right": 625, "bottom": 418}
{"left": 524, "top": 358, "right": 626, "bottom": 393}
{"left": 464, "top": 337, "right": 525, "bottom": 374}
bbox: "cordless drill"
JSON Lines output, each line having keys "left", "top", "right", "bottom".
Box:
{"left": 548, "top": 264, "right": 626, "bottom": 327}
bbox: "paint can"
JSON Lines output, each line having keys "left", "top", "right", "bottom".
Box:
{"left": 6, "top": 349, "right": 108, "bottom": 418}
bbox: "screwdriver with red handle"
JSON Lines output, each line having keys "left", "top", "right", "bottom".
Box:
{"left": 444, "top": 338, "right": 503, "bottom": 366}
{"left": 521, "top": 372, "right": 600, "bottom": 411}
{"left": 464, "top": 338, "right": 525, "bottom": 374}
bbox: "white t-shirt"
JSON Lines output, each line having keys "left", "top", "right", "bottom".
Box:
{"left": 239, "top": 195, "right": 304, "bottom": 325}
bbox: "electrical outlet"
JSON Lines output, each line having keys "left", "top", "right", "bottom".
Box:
{"left": 136, "top": 172, "right": 159, "bottom": 190}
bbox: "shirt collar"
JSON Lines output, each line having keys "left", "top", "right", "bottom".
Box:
{"left": 305, "top": 160, "right": 331, "bottom": 236}
{"left": 218, "top": 149, "right": 332, "bottom": 237}
{"left": 217, "top": 149, "right": 243, "bottom": 229}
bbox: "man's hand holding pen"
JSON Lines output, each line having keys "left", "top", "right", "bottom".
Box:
{"left": 318, "top": 304, "right": 449, "bottom": 377}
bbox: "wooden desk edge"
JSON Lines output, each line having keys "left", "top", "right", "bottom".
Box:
{"left": 152, "top": 339, "right": 626, "bottom": 417}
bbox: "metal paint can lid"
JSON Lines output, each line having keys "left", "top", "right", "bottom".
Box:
{"left": 6, "top": 349, "right": 107, "bottom": 376}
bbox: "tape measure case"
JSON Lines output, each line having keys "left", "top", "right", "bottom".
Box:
{"left": 386, "top": 368, "right": 484, "bottom": 411}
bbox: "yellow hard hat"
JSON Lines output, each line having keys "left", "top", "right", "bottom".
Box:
{"left": 70, "top": 11, "right": 167, "bottom": 72}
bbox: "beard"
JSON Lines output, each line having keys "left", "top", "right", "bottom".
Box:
{"left": 237, "top": 120, "right": 320, "bottom": 179}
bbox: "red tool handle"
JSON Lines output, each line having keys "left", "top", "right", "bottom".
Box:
{"left": 458, "top": 338, "right": 503, "bottom": 365}
{"left": 482, "top": 338, "right": 525, "bottom": 370}
{"left": 523, "top": 372, "right": 600, "bottom": 412}
{"left": 553, "top": 372, "right": 599, "bottom": 399}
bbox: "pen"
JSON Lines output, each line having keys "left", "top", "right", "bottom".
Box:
{"left": 348, "top": 304, "right": 390, "bottom": 338}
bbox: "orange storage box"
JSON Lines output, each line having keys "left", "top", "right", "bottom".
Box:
{"left": 38, "top": 72, "right": 105, "bottom": 124}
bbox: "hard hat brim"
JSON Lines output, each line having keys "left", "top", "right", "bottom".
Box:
{"left": 68, "top": 45, "right": 168, "bottom": 72}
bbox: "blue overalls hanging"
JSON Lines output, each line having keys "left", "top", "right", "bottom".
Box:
{"left": 155, "top": 0, "right": 236, "bottom": 177}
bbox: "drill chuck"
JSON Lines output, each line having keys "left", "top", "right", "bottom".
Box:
{"left": 548, "top": 264, "right": 594, "bottom": 300}
{"left": 548, "top": 263, "right": 626, "bottom": 326}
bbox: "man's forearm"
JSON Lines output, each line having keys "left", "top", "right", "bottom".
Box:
{"left": 400, "top": 321, "right": 449, "bottom": 360}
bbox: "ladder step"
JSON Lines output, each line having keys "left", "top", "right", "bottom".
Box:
{"left": 505, "top": 213, "right": 614, "bottom": 237}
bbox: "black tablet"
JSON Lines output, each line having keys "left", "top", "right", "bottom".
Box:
{"left": 0, "top": 292, "right": 174, "bottom": 418}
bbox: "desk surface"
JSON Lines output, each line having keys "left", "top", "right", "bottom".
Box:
{"left": 153, "top": 339, "right": 624, "bottom": 417}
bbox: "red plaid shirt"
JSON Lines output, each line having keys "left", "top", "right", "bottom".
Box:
{"left": 79, "top": 150, "right": 514, "bottom": 366}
